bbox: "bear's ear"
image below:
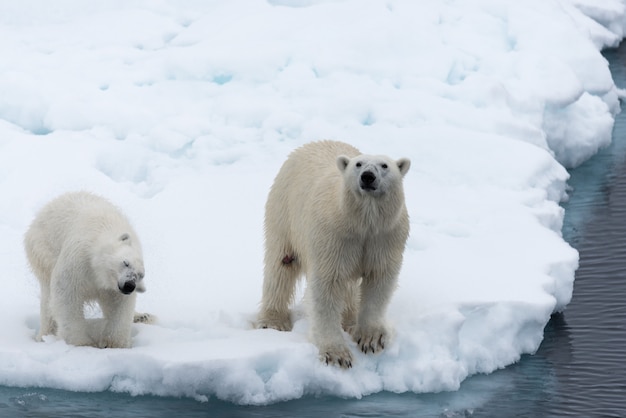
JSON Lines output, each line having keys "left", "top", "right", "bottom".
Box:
{"left": 119, "top": 233, "right": 130, "bottom": 242}
{"left": 336, "top": 155, "right": 351, "bottom": 172}
{"left": 396, "top": 158, "right": 411, "bottom": 177}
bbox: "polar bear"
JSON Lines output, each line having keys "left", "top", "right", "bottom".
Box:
{"left": 257, "top": 140, "right": 410, "bottom": 368}
{"left": 24, "top": 191, "right": 147, "bottom": 348}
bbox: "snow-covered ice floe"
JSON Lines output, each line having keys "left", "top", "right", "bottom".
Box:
{"left": 0, "top": 0, "right": 624, "bottom": 405}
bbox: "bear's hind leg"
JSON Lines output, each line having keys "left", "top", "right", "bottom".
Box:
{"left": 53, "top": 300, "right": 94, "bottom": 347}
{"left": 50, "top": 264, "right": 94, "bottom": 347}
{"left": 257, "top": 248, "right": 300, "bottom": 331}
{"left": 37, "top": 281, "right": 57, "bottom": 341}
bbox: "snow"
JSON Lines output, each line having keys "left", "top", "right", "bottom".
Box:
{"left": 0, "top": 0, "right": 624, "bottom": 405}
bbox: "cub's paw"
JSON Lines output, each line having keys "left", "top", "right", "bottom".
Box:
{"left": 351, "top": 325, "right": 389, "bottom": 354}
{"left": 320, "top": 344, "right": 354, "bottom": 369}
{"left": 63, "top": 331, "right": 96, "bottom": 348}
{"left": 133, "top": 312, "right": 156, "bottom": 324}
{"left": 256, "top": 311, "right": 292, "bottom": 331}
{"left": 98, "top": 338, "right": 131, "bottom": 349}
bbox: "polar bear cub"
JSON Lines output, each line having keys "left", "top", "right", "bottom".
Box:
{"left": 24, "top": 191, "right": 147, "bottom": 348}
{"left": 258, "top": 140, "right": 410, "bottom": 368}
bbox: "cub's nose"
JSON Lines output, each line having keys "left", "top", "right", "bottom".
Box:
{"left": 120, "top": 280, "right": 136, "bottom": 295}
{"left": 361, "top": 171, "right": 376, "bottom": 185}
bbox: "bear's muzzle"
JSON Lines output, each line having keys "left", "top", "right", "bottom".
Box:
{"left": 119, "top": 271, "right": 138, "bottom": 294}
{"left": 119, "top": 279, "right": 136, "bottom": 294}
{"left": 360, "top": 171, "right": 377, "bottom": 191}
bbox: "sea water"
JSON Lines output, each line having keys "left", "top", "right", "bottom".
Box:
{"left": 2, "top": 45, "right": 626, "bottom": 418}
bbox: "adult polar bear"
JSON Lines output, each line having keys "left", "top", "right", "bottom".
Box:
{"left": 24, "top": 191, "right": 147, "bottom": 348}
{"left": 258, "top": 140, "right": 410, "bottom": 368}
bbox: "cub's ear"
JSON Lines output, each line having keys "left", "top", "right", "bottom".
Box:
{"left": 396, "top": 158, "right": 411, "bottom": 176}
{"left": 119, "top": 233, "right": 130, "bottom": 242}
{"left": 336, "top": 155, "right": 351, "bottom": 172}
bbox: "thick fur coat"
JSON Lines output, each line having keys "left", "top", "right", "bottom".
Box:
{"left": 258, "top": 140, "right": 410, "bottom": 367}
{"left": 24, "top": 191, "right": 146, "bottom": 348}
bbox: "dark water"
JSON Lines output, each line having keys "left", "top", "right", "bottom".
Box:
{"left": 3, "top": 46, "right": 626, "bottom": 418}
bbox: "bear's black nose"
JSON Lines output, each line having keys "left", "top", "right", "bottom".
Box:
{"left": 120, "top": 280, "right": 136, "bottom": 295}
{"left": 361, "top": 171, "right": 376, "bottom": 185}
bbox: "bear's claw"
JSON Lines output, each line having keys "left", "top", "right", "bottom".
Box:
{"left": 321, "top": 345, "right": 353, "bottom": 369}
{"left": 352, "top": 326, "right": 388, "bottom": 355}
{"left": 320, "top": 344, "right": 353, "bottom": 369}
{"left": 133, "top": 312, "right": 156, "bottom": 324}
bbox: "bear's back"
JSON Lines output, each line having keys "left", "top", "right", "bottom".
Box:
{"left": 25, "top": 192, "right": 134, "bottom": 269}
{"left": 287, "top": 140, "right": 360, "bottom": 170}
{"left": 273, "top": 140, "right": 359, "bottom": 196}
{"left": 267, "top": 141, "right": 359, "bottom": 221}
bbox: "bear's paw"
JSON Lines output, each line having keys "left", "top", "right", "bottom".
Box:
{"left": 97, "top": 336, "right": 131, "bottom": 349}
{"left": 257, "top": 310, "right": 293, "bottom": 331}
{"left": 351, "top": 325, "right": 388, "bottom": 354}
{"left": 133, "top": 312, "right": 156, "bottom": 324}
{"left": 320, "top": 343, "right": 354, "bottom": 369}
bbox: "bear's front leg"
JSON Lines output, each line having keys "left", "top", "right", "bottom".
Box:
{"left": 351, "top": 273, "right": 397, "bottom": 355}
{"left": 351, "top": 323, "right": 389, "bottom": 354}
{"left": 309, "top": 273, "right": 354, "bottom": 368}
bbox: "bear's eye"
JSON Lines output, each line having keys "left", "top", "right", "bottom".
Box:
{"left": 381, "top": 163, "right": 388, "bottom": 169}
{"left": 356, "top": 162, "right": 362, "bottom": 168}
{"left": 123, "top": 260, "right": 130, "bottom": 268}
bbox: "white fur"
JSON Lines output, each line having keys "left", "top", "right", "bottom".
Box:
{"left": 258, "top": 140, "right": 410, "bottom": 368}
{"left": 24, "top": 191, "right": 146, "bottom": 348}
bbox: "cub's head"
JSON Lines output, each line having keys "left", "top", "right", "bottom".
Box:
{"left": 336, "top": 153, "right": 410, "bottom": 197}
{"left": 94, "top": 232, "right": 146, "bottom": 295}
{"left": 115, "top": 233, "right": 146, "bottom": 295}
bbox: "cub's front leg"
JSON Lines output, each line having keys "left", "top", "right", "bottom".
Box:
{"left": 97, "top": 292, "right": 136, "bottom": 348}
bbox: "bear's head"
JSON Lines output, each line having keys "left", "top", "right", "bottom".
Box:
{"left": 115, "top": 233, "right": 146, "bottom": 295}
{"left": 93, "top": 232, "right": 146, "bottom": 295}
{"left": 336, "top": 153, "right": 410, "bottom": 198}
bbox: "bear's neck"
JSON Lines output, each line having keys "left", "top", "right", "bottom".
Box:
{"left": 341, "top": 186, "right": 405, "bottom": 233}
